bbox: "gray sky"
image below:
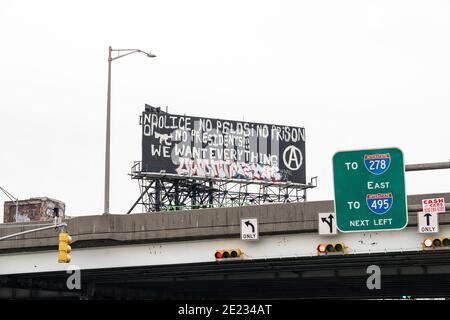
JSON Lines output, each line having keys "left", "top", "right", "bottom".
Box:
{"left": 1, "top": 0, "right": 449, "bottom": 219}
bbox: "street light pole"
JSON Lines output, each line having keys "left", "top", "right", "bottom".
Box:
{"left": 104, "top": 47, "right": 156, "bottom": 215}
{"left": 104, "top": 47, "right": 112, "bottom": 215}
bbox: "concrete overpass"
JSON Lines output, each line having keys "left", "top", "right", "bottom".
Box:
{"left": 1, "top": 192, "right": 450, "bottom": 299}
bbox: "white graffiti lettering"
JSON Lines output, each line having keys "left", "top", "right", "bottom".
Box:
{"left": 175, "top": 159, "right": 283, "bottom": 182}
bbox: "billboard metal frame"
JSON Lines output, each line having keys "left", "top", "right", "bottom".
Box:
{"left": 127, "top": 161, "right": 317, "bottom": 213}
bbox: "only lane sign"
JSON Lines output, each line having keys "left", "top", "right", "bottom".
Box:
{"left": 241, "top": 218, "right": 259, "bottom": 240}
{"left": 318, "top": 212, "right": 337, "bottom": 235}
{"left": 418, "top": 211, "right": 439, "bottom": 233}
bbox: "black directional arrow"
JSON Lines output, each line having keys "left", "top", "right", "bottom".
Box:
{"left": 424, "top": 213, "right": 432, "bottom": 226}
{"left": 245, "top": 221, "right": 255, "bottom": 233}
{"left": 321, "top": 214, "right": 334, "bottom": 233}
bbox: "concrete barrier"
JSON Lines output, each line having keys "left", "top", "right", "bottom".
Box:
{"left": 0, "top": 192, "right": 449, "bottom": 252}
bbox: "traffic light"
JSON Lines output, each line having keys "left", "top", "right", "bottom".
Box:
{"left": 58, "top": 232, "right": 72, "bottom": 263}
{"left": 317, "top": 243, "right": 347, "bottom": 255}
{"left": 422, "top": 236, "right": 450, "bottom": 249}
{"left": 215, "top": 249, "right": 243, "bottom": 260}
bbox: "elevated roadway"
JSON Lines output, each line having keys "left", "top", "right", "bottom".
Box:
{"left": 1, "top": 192, "right": 449, "bottom": 299}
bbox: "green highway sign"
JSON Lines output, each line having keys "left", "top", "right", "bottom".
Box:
{"left": 333, "top": 147, "right": 408, "bottom": 232}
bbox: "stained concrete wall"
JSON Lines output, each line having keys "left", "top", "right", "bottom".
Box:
{"left": 0, "top": 192, "right": 449, "bottom": 252}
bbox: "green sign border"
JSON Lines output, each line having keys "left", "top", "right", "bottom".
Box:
{"left": 332, "top": 146, "right": 408, "bottom": 233}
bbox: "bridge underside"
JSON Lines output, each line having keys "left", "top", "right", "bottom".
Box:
{"left": 1, "top": 250, "right": 450, "bottom": 299}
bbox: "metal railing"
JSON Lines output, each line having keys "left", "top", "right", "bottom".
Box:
{"left": 163, "top": 200, "right": 251, "bottom": 212}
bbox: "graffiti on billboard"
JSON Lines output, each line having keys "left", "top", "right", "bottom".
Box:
{"left": 141, "top": 110, "right": 306, "bottom": 184}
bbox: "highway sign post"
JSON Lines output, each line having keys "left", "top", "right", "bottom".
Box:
{"left": 333, "top": 147, "right": 408, "bottom": 232}
{"left": 418, "top": 211, "right": 439, "bottom": 233}
{"left": 241, "top": 218, "right": 259, "bottom": 240}
{"left": 318, "top": 213, "right": 337, "bottom": 235}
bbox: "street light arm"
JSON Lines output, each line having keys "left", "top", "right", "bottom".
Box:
{"left": 0, "top": 186, "right": 17, "bottom": 202}
{"left": 111, "top": 49, "right": 140, "bottom": 61}
{"left": 111, "top": 49, "right": 156, "bottom": 61}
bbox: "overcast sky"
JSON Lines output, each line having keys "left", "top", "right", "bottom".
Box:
{"left": 0, "top": 1, "right": 449, "bottom": 219}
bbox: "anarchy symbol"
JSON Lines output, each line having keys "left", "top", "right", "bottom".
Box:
{"left": 283, "top": 146, "right": 303, "bottom": 171}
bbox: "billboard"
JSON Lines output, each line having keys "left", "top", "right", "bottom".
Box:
{"left": 141, "top": 109, "right": 306, "bottom": 184}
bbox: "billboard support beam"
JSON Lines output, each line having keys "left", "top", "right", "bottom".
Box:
{"left": 127, "top": 166, "right": 316, "bottom": 213}
{"left": 126, "top": 181, "right": 153, "bottom": 214}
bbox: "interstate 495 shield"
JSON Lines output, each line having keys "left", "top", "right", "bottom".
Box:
{"left": 332, "top": 147, "right": 408, "bottom": 232}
